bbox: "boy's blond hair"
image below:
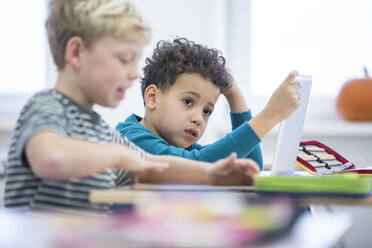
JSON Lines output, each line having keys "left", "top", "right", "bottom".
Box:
{"left": 46, "top": 0, "right": 150, "bottom": 69}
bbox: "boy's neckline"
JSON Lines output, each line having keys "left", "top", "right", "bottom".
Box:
{"left": 52, "top": 88, "right": 100, "bottom": 118}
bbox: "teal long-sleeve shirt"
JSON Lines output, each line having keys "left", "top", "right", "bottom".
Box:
{"left": 116, "top": 110, "right": 263, "bottom": 170}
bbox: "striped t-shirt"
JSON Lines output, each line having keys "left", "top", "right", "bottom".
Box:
{"left": 4, "top": 89, "right": 145, "bottom": 213}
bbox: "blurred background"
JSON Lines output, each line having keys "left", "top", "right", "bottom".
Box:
{"left": 1, "top": 0, "right": 372, "bottom": 247}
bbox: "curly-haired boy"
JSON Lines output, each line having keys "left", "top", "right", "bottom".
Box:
{"left": 116, "top": 38, "right": 301, "bottom": 170}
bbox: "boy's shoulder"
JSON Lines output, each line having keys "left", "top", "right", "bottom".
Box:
{"left": 20, "top": 89, "right": 59, "bottom": 114}
{"left": 116, "top": 114, "right": 144, "bottom": 133}
{"left": 24, "top": 89, "right": 100, "bottom": 117}
{"left": 25, "top": 89, "right": 69, "bottom": 109}
{"left": 116, "top": 114, "right": 166, "bottom": 143}
{"left": 28, "top": 88, "right": 55, "bottom": 101}
{"left": 17, "top": 89, "right": 104, "bottom": 134}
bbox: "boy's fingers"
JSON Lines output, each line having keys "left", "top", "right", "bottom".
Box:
{"left": 228, "top": 152, "right": 237, "bottom": 161}
{"left": 223, "top": 152, "right": 238, "bottom": 169}
{"left": 290, "top": 81, "right": 302, "bottom": 91}
{"left": 218, "top": 152, "right": 237, "bottom": 168}
{"left": 234, "top": 159, "right": 260, "bottom": 174}
{"left": 281, "top": 71, "right": 299, "bottom": 86}
{"left": 245, "top": 165, "right": 260, "bottom": 176}
{"left": 241, "top": 164, "right": 259, "bottom": 176}
{"left": 295, "top": 92, "right": 302, "bottom": 101}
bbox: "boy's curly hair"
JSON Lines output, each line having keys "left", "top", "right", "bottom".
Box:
{"left": 141, "top": 38, "right": 233, "bottom": 100}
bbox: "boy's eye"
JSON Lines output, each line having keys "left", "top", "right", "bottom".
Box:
{"left": 119, "top": 54, "right": 134, "bottom": 64}
{"left": 184, "top": 99, "right": 193, "bottom": 106}
{"left": 203, "top": 109, "right": 212, "bottom": 116}
{"left": 120, "top": 58, "right": 130, "bottom": 64}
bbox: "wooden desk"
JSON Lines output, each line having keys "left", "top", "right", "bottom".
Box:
{"left": 89, "top": 184, "right": 372, "bottom": 207}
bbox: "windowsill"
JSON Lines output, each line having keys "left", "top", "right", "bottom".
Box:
{"left": 265, "top": 118, "right": 372, "bottom": 138}
{"left": 214, "top": 117, "right": 372, "bottom": 139}
{"left": 301, "top": 118, "right": 372, "bottom": 137}
{"left": 239, "top": 94, "right": 372, "bottom": 138}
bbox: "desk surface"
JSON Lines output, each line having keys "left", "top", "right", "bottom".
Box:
{"left": 88, "top": 184, "right": 354, "bottom": 248}
{"left": 89, "top": 183, "right": 372, "bottom": 207}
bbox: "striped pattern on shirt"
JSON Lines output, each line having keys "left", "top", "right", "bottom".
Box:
{"left": 4, "top": 89, "right": 145, "bottom": 213}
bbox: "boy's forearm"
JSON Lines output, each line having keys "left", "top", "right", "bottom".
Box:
{"left": 248, "top": 108, "right": 278, "bottom": 140}
{"left": 139, "top": 154, "right": 210, "bottom": 184}
{"left": 26, "top": 131, "right": 132, "bottom": 180}
{"left": 248, "top": 71, "right": 300, "bottom": 139}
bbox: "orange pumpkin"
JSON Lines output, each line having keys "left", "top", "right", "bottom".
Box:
{"left": 336, "top": 68, "right": 372, "bottom": 121}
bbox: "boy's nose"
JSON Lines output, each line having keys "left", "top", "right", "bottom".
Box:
{"left": 191, "top": 112, "right": 202, "bottom": 125}
{"left": 129, "top": 66, "right": 140, "bottom": 80}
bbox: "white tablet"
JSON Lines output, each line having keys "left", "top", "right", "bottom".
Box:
{"left": 270, "top": 75, "right": 312, "bottom": 175}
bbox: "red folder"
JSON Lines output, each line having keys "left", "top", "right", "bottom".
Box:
{"left": 296, "top": 140, "right": 372, "bottom": 176}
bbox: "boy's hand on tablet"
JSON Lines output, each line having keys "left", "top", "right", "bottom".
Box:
{"left": 263, "top": 71, "right": 301, "bottom": 124}
{"left": 208, "top": 153, "right": 259, "bottom": 186}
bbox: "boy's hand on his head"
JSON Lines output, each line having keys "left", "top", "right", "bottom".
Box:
{"left": 263, "top": 71, "right": 301, "bottom": 124}
{"left": 220, "top": 75, "right": 249, "bottom": 113}
{"left": 208, "top": 153, "right": 259, "bottom": 186}
{"left": 221, "top": 79, "right": 240, "bottom": 99}
{"left": 220, "top": 67, "right": 239, "bottom": 97}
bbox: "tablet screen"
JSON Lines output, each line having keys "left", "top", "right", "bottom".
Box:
{"left": 270, "top": 75, "right": 312, "bottom": 175}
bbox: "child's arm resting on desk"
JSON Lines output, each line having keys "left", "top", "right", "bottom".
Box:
{"left": 26, "top": 131, "right": 169, "bottom": 180}
{"left": 138, "top": 152, "right": 260, "bottom": 186}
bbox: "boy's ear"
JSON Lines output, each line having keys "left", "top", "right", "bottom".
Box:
{"left": 65, "top": 36, "right": 85, "bottom": 69}
{"left": 144, "top": 84, "right": 159, "bottom": 110}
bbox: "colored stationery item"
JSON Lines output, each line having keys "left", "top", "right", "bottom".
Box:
{"left": 296, "top": 140, "right": 372, "bottom": 176}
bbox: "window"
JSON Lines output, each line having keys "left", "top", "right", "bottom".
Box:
{"left": 0, "top": 0, "right": 48, "bottom": 128}
{"left": 226, "top": 0, "right": 372, "bottom": 118}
